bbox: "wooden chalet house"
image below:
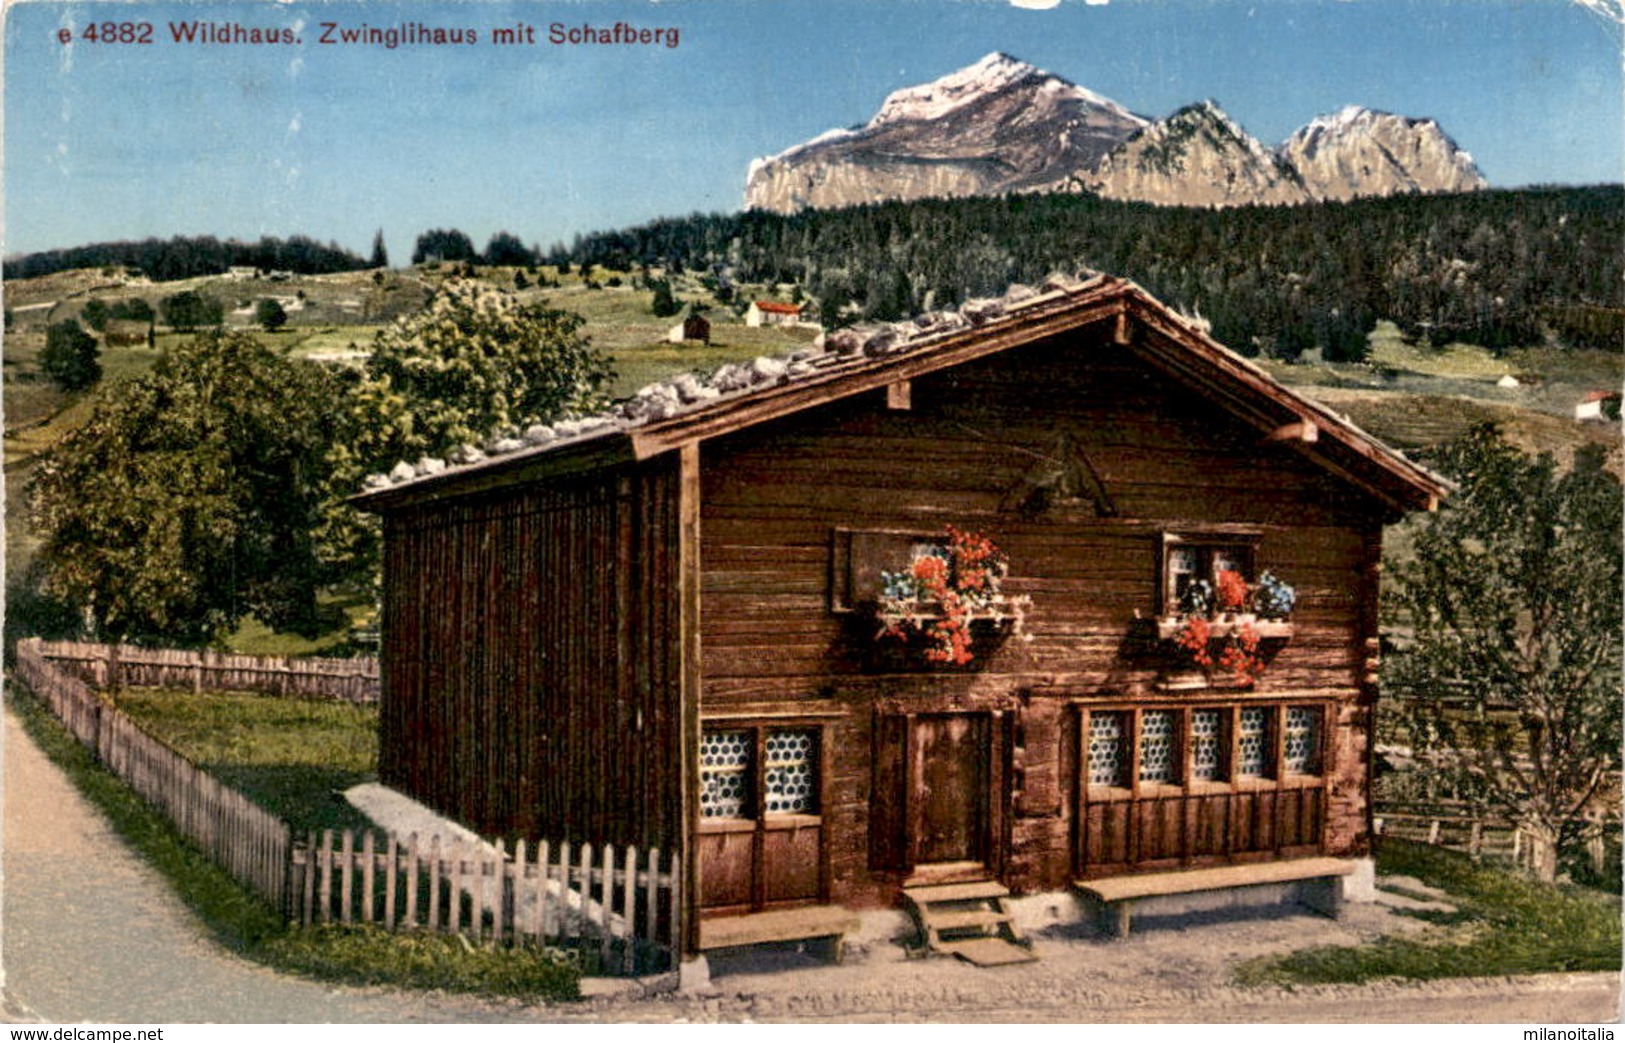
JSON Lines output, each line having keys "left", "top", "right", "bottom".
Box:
{"left": 353, "top": 274, "right": 1447, "bottom": 966}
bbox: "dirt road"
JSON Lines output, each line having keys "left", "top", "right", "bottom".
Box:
{"left": 3, "top": 702, "right": 1618, "bottom": 1024}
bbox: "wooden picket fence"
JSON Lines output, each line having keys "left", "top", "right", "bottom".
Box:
{"left": 14, "top": 637, "right": 293, "bottom": 907}
{"left": 1375, "top": 805, "right": 1615, "bottom": 877}
{"left": 13, "top": 638, "right": 681, "bottom": 971}
{"left": 291, "top": 830, "right": 679, "bottom": 974}
{"left": 34, "top": 639, "right": 379, "bottom": 703}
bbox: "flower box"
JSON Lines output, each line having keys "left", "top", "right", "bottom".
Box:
{"left": 871, "top": 526, "right": 1029, "bottom": 667}
{"left": 1153, "top": 616, "right": 1294, "bottom": 641}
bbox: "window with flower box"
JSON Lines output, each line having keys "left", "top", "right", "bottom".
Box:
{"left": 1075, "top": 701, "right": 1332, "bottom": 871}
{"left": 1160, "top": 534, "right": 1259, "bottom": 617}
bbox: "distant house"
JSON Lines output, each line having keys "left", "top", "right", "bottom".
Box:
{"left": 1496, "top": 374, "right": 1521, "bottom": 389}
{"left": 746, "top": 300, "right": 803, "bottom": 328}
{"left": 667, "top": 314, "right": 711, "bottom": 344}
{"left": 1575, "top": 390, "right": 1622, "bottom": 422}
{"left": 224, "top": 266, "right": 260, "bottom": 281}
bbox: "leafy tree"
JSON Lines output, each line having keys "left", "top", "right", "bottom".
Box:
{"left": 41, "top": 320, "right": 101, "bottom": 391}
{"left": 648, "top": 278, "right": 681, "bottom": 318}
{"left": 31, "top": 331, "right": 344, "bottom": 644}
{"left": 254, "top": 298, "right": 289, "bottom": 332}
{"left": 370, "top": 228, "right": 389, "bottom": 269}
{"left": 483, "top": 231, "right": 533, "bottom": 267}
{"left": 411, "top": 228, "right": 476, "bottom": 265}
{"left": 80, "top": 299, "right": 111, "bottom": 332}
{"left": 161, "top": 290, "right": 223, "bottom": 331}
{"left": 320, "top": 281, "right": 614, "bottom": 578}
{"left": 109, "top": 298, "right": 155, "bottom": 323}
{"left": 1387, "top": 425, "right": 1622, "bottom": 882}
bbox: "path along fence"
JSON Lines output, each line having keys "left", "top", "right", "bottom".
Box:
{"left": 12, "top": 638, "right": 679, "bottom": 972}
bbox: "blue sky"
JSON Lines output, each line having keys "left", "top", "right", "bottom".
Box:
{"left": 5, "top": 0, "right": 1622, "bottom": 261}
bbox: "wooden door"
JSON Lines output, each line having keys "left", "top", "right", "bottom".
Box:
{"left": 913, "top": 714, "right": 990, "bottom": 866}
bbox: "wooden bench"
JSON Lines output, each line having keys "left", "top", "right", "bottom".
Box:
{"left": 698, "top": 906, "right": 863, "bottom": 962}
{"left": 1075, "top": 857, "right": 1358, "bottom": 939}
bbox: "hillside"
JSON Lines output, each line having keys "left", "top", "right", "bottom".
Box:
{"left": 6, "top": 255, "right": 1617, "bottom": 653}
{"left": 561, "top": 186, "right": 1624, "bottom": 359}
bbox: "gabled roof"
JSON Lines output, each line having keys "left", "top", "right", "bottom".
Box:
{"left": 751, "top": 301, "right": 802, "bottom": 314}
{"left": 353, "top": 273, "right": 1450, "bottom": 515}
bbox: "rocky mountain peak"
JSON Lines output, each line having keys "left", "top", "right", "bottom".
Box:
{"left": 1281, "top": 106, "right": 1486, "bottom": 201}
{"left": 1084, "top": 100, "right": 1310, "bottom": 207}
{"left": 744, "top": 53, "right": 1147, "bottom": 214}
{"left": 744, "top": 58, "right": 1484, "bottom": 214}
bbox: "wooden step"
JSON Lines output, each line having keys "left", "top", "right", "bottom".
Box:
{"left": 901, "top": 880, "right": 1011, "bottom": 904}
{"left": 937, "top": 936, "right": 1038, "bottom": 966}
{"left": 699, "top": 906, "right": 861, "bottom": 951}
{"left": 923, "top": 908, "right": 1014, "bottom": 933}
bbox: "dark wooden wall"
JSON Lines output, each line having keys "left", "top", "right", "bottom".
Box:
{"left": 378, "top": 457, "right": 684, "bottom": 851}
{"left": 698, "top": 325, "right": 1390, "bottom": 906}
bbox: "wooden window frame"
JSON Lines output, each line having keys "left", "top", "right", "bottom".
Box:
{"left": 1158, "top": 531, "right": 1263, "bottom": 616}
{"left": 698, "top": 721, "right": 830, "bottom": 914}
{"left": 1075, "top": 699, "right": 1335, "bottom": 872}
{"left": 829, "top": 527, "right": 944, "bottom": 613}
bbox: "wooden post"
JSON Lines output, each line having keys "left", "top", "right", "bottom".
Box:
{"left": 339, "top": 830, "right": 354, "bottom": 923}
{"left": 621, "top": 844, "right": 637, "bottom": 974}
{"left": 677, "top": 441, "right": 702, "bottom": 960}
{"left": 533, "top": 839, "right": 550, "bottom": 942}
{"left": 599, "top": 843, "right": 615, "bottom": 969}
{"left": 383, "top": 836, "right": 398, "bottom": 930}
{"left": 427, "top": 835, "right": 442, "bottom": 932}
{"left": 360, "top": 832, "right": 375, "bottom": 923}
{"left": 317, "top": 830, "right": 334, "bottom": 923}
{"left": 406, "top": 834, "right": 421, "bottom": 929}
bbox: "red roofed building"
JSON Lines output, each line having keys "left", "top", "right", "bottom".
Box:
{"left": 746, "top": 300, "right": 805, "bottom": 328}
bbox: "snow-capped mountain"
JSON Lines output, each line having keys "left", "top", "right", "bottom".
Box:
{"left": 1280, "top": 105, "right": 1487, "bottom": 202}
{"left": 744, "top": 56, "right": 1485, "bottom": 213}
{"left": 744, "top": 53, "right": 1148, "bottom": 214}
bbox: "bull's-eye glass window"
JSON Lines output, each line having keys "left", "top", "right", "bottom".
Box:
{"left": 1284, "top": 707, "right": 1321, "bottom": 775}
{"left": 701, "top": 727, "right": 820, "bottom": 819}
{"left": 1191, "top": 709, "right": 1225, "bottom": 781}
{"left": 700, "top": 730, "right": 752, "bottom": 819}
{"left": 1084, "top": 704, "right": 1325, "bottom": 793}
{"left": 1237, "top": 706, "right": 1270, "bottom": 777}
{"left": 1088, "top": 712, "right": 1128, "bottom": 787}
{"left": 764, "top": 730, "right": 818, "bottom": 814}
{"left": 1138, "top": 711, "right": 1177, "bottom": 784}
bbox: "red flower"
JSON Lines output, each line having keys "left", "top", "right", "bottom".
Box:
{"left": 1216, "top": 569, "right": 1249, "bottom": 612}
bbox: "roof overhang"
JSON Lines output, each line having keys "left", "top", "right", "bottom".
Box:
{"left": 352, "top": 275, "right": 1450, "bottom": 516}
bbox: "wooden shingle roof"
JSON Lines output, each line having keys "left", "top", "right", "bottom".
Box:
{"left": 353, "top": 273, "right": 1450, "bottom": 515}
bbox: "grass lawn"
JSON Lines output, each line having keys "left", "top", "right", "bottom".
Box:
{"left": 1235, "top": 838, "right": 1622, "bottom": 986}
{"left": 114, "top": 687, "right": 379, "bottom": 834}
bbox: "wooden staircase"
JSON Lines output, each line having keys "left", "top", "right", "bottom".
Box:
{"left": 901, "top": 880, "right": 1037, "bottom": 966}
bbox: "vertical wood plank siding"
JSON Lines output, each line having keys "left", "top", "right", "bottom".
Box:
{"left": 379, "top": 457, "right": 683, "bottom": 852}
{"left": 695, "top": 328, "right": 1391, "bottom": 905}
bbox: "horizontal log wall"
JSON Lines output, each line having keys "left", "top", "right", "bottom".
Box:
{"left": 379, "top": 457, "right": 683, "bottom": 852}
{"left": 698, "top": 328, "right": 1390, "bottom": 904}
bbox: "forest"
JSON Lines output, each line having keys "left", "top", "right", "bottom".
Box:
{"left": 554, "top": 186, "right": 1624, "bottom": 359}
{"left": 9, "top": 233, "right": 369, "bottom": 282}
